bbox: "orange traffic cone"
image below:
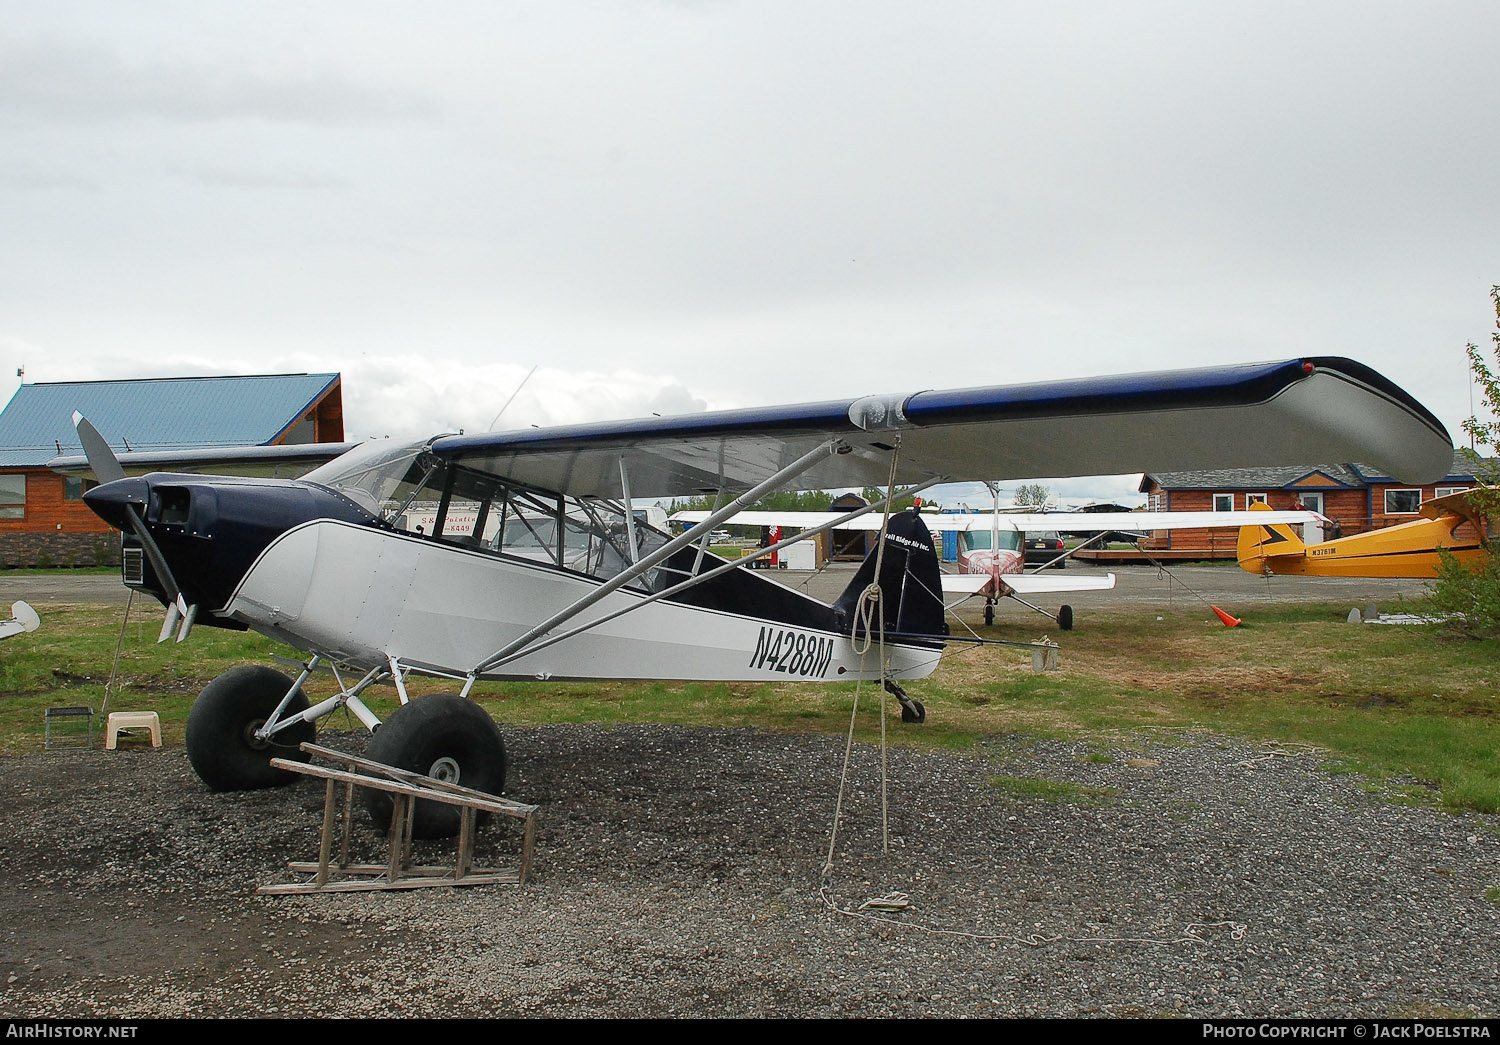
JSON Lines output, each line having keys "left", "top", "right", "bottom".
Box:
{"left": 1211, "top": 605, "right": 1242, "bottom": 628}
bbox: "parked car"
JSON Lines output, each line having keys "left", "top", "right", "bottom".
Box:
{"left": 1023, "top": 530, "right": 1067, "bottom": 568}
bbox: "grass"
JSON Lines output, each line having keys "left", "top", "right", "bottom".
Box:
{"left": 4, "top": 596, "right": 1498, "bottom": 813}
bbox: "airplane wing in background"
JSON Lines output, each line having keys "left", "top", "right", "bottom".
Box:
{"left": 671, "top": 509, "right": 1328, "bottom": 532}
{"left": 48, "top": 442, "right": 362, "bottom": 480}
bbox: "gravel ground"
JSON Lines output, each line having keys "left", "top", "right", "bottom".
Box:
{"left": 4, "top": 723, "right": 1499, "bottom": 1018}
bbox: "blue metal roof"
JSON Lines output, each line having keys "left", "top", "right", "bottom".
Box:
{"left": 0, "top": 373, "right": 340, "bottom": 468}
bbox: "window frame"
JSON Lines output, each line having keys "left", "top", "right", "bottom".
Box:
{"left": 1383, "top": 488, "right": 1422, "bottom": 515}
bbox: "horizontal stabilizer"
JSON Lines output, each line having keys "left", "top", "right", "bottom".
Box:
{"left": 0, "top": 601, "right": 41, "bottom": 640}
{"left": 940, "top": 574, "right": 994, "bottom": 595}
{"left": 1002, "top": 573, "right": 1117, "bottom": 595}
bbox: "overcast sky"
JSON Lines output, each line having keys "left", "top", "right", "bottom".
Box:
{"left": 2, "top": 1, "right": 1497, "bottom": 506}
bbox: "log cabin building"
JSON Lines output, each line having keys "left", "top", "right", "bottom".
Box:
{"left": 1136, "top": 452, "right": 1488, "bottom": 557}
{"left": 0, "top": 373, "right": 344, "bottom": 567}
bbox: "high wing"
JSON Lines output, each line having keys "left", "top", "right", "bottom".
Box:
{"left": 671, "top": 509, "right": 1327, "bottom": 532}
{"left": 1418, "top": 488, "right": 1492, "bottom": 531}
{"left": 429, "top": 358, "right": 1452, "bottom": 499}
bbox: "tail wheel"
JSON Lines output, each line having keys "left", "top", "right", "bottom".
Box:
{"left": 185, "top": 666, "right": 314, "bottom": 791}
{"left": 1058, "top": 604, "right": 1074, "bottom": 631}
{"left": 363, "top": 694, "right": 507, "bottom": 840}
{"left": 983, "top": 602, "right": 995, "bottom": 626}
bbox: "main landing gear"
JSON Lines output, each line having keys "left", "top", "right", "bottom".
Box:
{"left": 185, "top": 666, "right": 315, "bottom": 791}
{"left": 982, "top": 598, "right": 1074, "bottom": 630}
{"left": 185, "top": 669, "right": 508, "bottom": 840}
{"left": 363, "top": 694, "right": 508, "bottom": 840}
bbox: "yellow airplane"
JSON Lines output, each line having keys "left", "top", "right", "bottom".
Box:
{"left": 1236, "top": 491, "right": 1493, "bottom": 578}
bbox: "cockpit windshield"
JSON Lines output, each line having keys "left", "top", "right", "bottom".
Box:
{"left": 961, "top": 529, "right": 1022, "bottom": 552}
{"left": 302, "top": 439, "right": 434, "bottom": 517}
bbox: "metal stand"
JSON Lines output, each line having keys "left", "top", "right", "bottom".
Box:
{"left": 44, "top": 706, "right": 94, "bottom": 750}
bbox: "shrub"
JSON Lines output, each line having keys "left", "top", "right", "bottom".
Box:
{"left": 1432, "top": 286, "right": 1500, "bottom": 638}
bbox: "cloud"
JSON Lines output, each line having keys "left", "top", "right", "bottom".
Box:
{"left": 0, "top": 38, "right": 437, "bottom": 126}
{"left": 186, "top": 165, "right": 351, "bottom": 191}
{"left": 0, "top": 158, "right": 100, "bottom": 191}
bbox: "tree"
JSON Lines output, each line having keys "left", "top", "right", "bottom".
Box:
{"left": 1014, "top": 483, "right": 1051, "bottom": 509}
{"left": 1429, "top": 285, "right": 1500, "bottom": 638}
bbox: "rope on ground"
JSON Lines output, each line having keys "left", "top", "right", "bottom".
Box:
{"left": 817, "top": 882, "right": 1248, "bottom": 948}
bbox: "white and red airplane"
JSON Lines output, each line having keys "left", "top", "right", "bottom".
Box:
{"left": 60, "top": 357, "right": 1451, "bottom": 835}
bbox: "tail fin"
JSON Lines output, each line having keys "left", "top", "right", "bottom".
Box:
{"left": 1237, "top": 502, "right": 1306, "bottom": 573}
{"left": 832, "top": 510, "right": 948, "bottom": 640}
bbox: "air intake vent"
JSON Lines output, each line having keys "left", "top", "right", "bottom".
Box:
{"left": 122, "top": 546, "right": 144, "bottom": 586}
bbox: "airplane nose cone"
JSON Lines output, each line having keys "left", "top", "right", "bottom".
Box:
{"left": 82, "top": 476, "right": 149, "bottom": 530}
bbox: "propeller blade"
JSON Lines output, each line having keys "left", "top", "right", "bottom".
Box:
{"left": 72, "top": 412, "right": 126, "bottom": 485}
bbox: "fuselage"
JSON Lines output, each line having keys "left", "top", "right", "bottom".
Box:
{"left": 1238, "top": 512, "right": 1487, "bottom": 578}
{"left": 955, "top": 529, "right": 1025, "bottom": 596}
{"left": 83, "top": 447, "right": 943, "bottom": 684}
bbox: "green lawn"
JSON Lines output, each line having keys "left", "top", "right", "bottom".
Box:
{"left": 4, "top": 597, "right": 1497, "bottom": 812}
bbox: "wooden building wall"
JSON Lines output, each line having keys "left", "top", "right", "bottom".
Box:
{"left": 1139, "top": 480, "right": 1471, "bottom": 551}
{"left": 0, "top": 470, "right": 111, "bottom": 534}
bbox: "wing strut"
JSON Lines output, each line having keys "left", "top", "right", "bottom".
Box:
{"left": 469, "top": 439, "right": 852, "bottom": 676}
{"left": 619, "top": 457, "right": 638, "bottom": 564}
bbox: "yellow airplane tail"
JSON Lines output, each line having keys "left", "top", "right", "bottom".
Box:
{"left": 1237, "top": 502, "right": 1306, "bottom": 573}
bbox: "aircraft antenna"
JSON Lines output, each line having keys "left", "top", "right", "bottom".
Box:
{"left": 486, "top": 364, "right": 539, "bottom": 431}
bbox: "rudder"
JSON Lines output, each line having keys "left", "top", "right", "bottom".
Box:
{"left": 832, "top": 510, "right": 948, "bottom": 641}
{"left": 1237, "top": 502, "right": 1306, "bottom": 573}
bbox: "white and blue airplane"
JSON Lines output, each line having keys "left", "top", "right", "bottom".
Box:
{"left": 65, "top": 357, "right": 1453, "bottom": 836}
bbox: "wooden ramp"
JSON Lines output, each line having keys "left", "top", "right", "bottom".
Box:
{"left": 260, "top": 743, "right": 538, "bottom": 896}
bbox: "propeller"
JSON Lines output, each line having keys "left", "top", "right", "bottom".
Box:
{"left": 72, "top": 412, "right": 191, "bottom": 627}
{"left": 71, "top": 412, "right": 126, "bottom": 485}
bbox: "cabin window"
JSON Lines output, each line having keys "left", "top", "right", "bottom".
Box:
{"left": 1212, "top": 493, "right": 1233, "bottom": 512}
{"left": 0, "top": 474, "right": 24, "bottom": 519}
{"left": 1384, "top": 489, "right": 1421, "bottom": 515}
